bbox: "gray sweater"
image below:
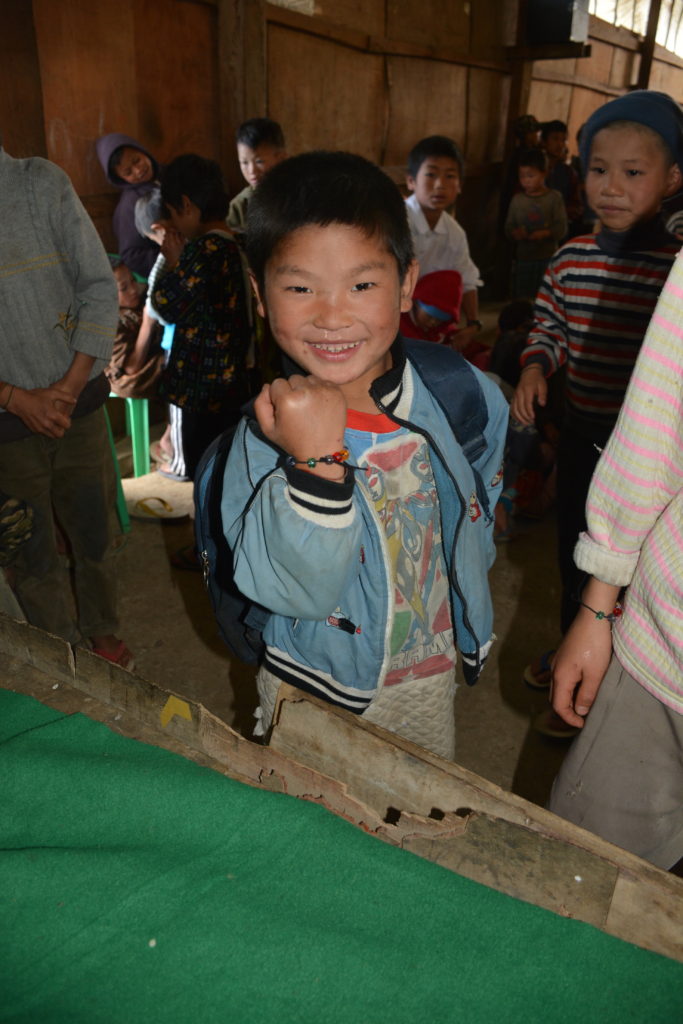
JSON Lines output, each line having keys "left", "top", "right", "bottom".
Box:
{"left": 0, "top": 148, "right": 117, "bottom": 438}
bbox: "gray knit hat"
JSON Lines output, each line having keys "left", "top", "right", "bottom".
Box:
{"left": 579, "top": 90, "right": 683, "bottom": 172}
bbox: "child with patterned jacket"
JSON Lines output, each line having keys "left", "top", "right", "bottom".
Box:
{"left": 547, "top": 250, "right": 683, "bottom": 870}
{"left": 220, "top": 151, "right": 508, "bottom": 759}
{"left": 152, "top": 154, "right": 251, "bottom": 479}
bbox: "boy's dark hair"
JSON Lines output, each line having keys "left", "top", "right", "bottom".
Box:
{"left": 236, "top": 117, "right": 285, "bottom": 151}
{"left": 160, "top": 154, "right": 229, "bottom": 221}
{"left": 407, "top": 135, "right": 464, "bottom": 179}
{"left": 541, "top": 120, "right": 568, "bottom": 140}
{"left": 246, "top": 150, "right": 414, "bottom": 288}
{"left": 134, "top": 188, "right": 165, "bottom": 237}
{"left": 517, "top": 148, "right": 546, "bottom": 173}
{"left": 108, "top": 254, "right": 125, "bottom": 272}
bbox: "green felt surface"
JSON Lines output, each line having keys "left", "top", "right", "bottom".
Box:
{"left": 1, "top": 688, "right": 681, "bottom": 1023}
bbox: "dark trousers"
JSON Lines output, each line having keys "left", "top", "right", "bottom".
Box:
{"left": 556, "top": 427, "right": 602, "bottom": 634}
{"left": 180, "top": 405, "right": 244, "bottom": 481}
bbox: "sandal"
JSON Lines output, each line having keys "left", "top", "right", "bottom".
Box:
{"left": 90, "top": 639, "right": 136, "bottom": 672}
{"left": 131, "top": 496, "right": 190, "bottom": 524}
{"left": 523, "top": 648, "right": 556, "bottom": 689}
{"left": 170, "top": 544, "right": 201, "bottom": 571}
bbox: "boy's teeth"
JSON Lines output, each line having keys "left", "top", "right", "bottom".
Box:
{"left": 312, "top": 342, "right": 358, "bottom": 351}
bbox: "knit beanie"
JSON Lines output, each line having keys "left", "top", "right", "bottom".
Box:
{"left": 412, "top": 270, "right": 463, "bottom": 323}
{"left": 579, "top": 90, "right": 683, "bottom": 172}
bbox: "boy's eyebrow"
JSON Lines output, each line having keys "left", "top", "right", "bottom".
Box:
{"left": 273, "top": 260, "right": 389, "bottom": 278}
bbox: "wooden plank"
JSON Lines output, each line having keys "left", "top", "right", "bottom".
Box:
{"left": 636, "top": 0, "right": 663, "bottom": 89}
{"left": 33, "top": 0, "right": 138, "bottom": 195}
{"left": 383, "top": 56, "right": 467, "bottom": 169}
{"left": 610, "top": 44, "right": 639, "bottom": 89}
{"left": 0, "top": 0, "right": 46, "bottom": 159}
{"left": 466, "top": 68, "right": 511, "bottom": 167}
{"left": 267, "top": 24, "right": 385, "bottom": 162}
{"left": 588, "top": 14, "right": 641, "bottom": 51}
{"left": 269, "top": 686, "right": 683, "bottom": 961}
{"left": 567, "top": 86, "right": 608, "bottom": 153}
{"left": 531, "top": 70, "right": 623, "bottom": 98}
{"left": 527, "top": 80, "right": 571, "bottom": 124}
{"left": 648, "top": 59, "right": 683, "bottom": 98}
{"left": 1, "top": 614, "right": 681, "bottom": 962}
{"left": 385, "top": 0, "right": 470, "bottom": 53}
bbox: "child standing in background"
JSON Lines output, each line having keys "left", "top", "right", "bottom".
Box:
{"left": 404, "top": 136, "right": 484, "bottom": 351}
{"left": 96, "top": 133, "right": 161, "bottom": 278}
{"left": 226, "top": 118, "right": 287, "bottom": 235}
{"left": 511, "top": 89, "right": 683, "bottom": 696}
{"left": 153, "top": 155, "right": 251, "bottom": 480}
{"left": 105, "top": 257, "right": 165, "bottom": 400}
{"left": 505, "top": 149, "right": 567, "bottom": 299}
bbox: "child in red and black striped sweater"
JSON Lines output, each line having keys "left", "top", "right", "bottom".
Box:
{"left": 511, "top": 90, "right": 683, "bottom": 639}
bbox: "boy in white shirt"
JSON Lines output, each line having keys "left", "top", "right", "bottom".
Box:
{"left": 405, "top": 136, "right": 483, "bottom": 352}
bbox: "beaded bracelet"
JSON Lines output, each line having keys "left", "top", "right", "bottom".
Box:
{"left": 580, "top": 600, "right": 623, "bottom": 624}
{"left": 285, "top": 448, "right": 358, "bottom": 470}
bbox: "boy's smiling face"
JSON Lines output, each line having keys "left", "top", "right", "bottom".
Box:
{"left": 252, "top": 223, "right": 418, "bottom": 409}
{"left": 113, "top": 147, "right": 154, "bottom": 185}
{"left": 586, "top": 124, "right": 682, "bottom": 232}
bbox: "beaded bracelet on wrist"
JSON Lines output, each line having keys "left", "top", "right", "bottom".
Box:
{"left": 580, "top": 600, "right": 623, "bottom": 624}
{"left": 285, "top": 448, "right": 359, "bottom": 471}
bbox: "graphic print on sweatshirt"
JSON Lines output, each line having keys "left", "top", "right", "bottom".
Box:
{"left": 346, "top": 411, "right": 456, "bottom": 687}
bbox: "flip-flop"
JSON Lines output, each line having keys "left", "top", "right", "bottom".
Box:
{"left": 523, "top": 648, "right": 556, "bottom": 689}
{"left": 131, "top": 497, "right": 190, "bottom": 524}
{"left": 90, "top": 640, "right": 136, "bottom": 672}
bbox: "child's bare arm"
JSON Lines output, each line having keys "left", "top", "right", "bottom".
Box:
{"left": 551, "top": 578, "right": 619, "bottom": 727}
{"left": 254, "top": 375, "right": 348, "bottom": 482}
{"left": 510, "top": 363, "right": 547, "bottom": 425}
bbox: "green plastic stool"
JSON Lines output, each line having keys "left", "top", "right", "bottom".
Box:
{"left": 103, "top": 408, "right": 130, "bottom": 534}
{"left": 108, "top": 394, "right": 150, "bottom": 477}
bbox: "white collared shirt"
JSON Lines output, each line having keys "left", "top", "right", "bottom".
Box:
{"left": 405, "top": 193, "right": 483, "bottom": 292}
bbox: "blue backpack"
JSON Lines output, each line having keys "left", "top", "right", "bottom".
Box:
{"left": 194, "top": 338, "right": 490, "bottom": 665}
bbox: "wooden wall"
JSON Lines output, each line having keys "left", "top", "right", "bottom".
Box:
{"left": 2, "top": 1, "right": 682, "bottom": 287}
{"left": 528, "top": 17, "right": 683, "bottom": 150}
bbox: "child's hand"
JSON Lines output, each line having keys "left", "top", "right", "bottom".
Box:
{"left": 510, "top": 364, "right": 547, "bottom": 425}
{"left": 9, "top": 386, "right": 77, "bottom": 438}
{"left": 550, "top": 608, "right": 614, "bottom": 727}
{"left": 255, "top": 375, "right": 348, "bottom": 481}
{"left": 511, "top": 227, "right": 527, "bottom": 241}
{"left": 159, "top": 227, "right": 186, "bottom": 268}
{"left": 528, "top": 228, "right": 551, "bottom": 241}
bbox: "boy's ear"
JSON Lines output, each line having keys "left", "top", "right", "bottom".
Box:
{"left": 399, "top": 259, "right": 420, "bottom": 313}
{"left": 406, "top": 175, "right": 416, "bottom": 193}
{"left": 248, "top": 270, "right": 266, "bottom": 318}
{"left": 665, "top": 162, "right": 683, "bottom": 198}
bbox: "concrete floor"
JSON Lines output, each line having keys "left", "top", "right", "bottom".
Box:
{"left": 115, "top": 460, "right": 570, "bottom": 811}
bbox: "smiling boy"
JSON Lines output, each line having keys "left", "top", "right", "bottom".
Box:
{"left": 510, "top": 90, "right": 683, "bottom": 686}
{"left": 220, "top": 151, "right": 507, "bottom": 758}
{"left": 405, "top": 136, "right": 483, "bottom": 351}
{"left": 96, "top": 133, "right": 160, "bottom": 277}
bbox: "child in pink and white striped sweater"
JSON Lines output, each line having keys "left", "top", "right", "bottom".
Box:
{"left": 548, "top": 249, "right": 683, "bottom": 870}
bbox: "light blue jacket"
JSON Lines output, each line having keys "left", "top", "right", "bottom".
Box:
{"left": 221, "top": 342, "right": 508, "bottom": 712}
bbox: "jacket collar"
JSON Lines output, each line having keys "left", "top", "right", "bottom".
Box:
{"left": 596, "top": 213, "right": 677, "bottom": 256}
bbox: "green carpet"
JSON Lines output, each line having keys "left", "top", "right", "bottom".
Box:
{"left": 1, "top": 688, "right": 681, "bottom": 1023}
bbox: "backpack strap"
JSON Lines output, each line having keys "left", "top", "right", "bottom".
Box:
{"left": 405, "top": 338, "right": 492, "bottom": 520}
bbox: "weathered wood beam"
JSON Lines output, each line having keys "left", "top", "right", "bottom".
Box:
{"left": 637, "top": 0, "right": 663, "bottom": 89}
{"left": 1, "top": 613, "right": 681, "bottom": 962}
